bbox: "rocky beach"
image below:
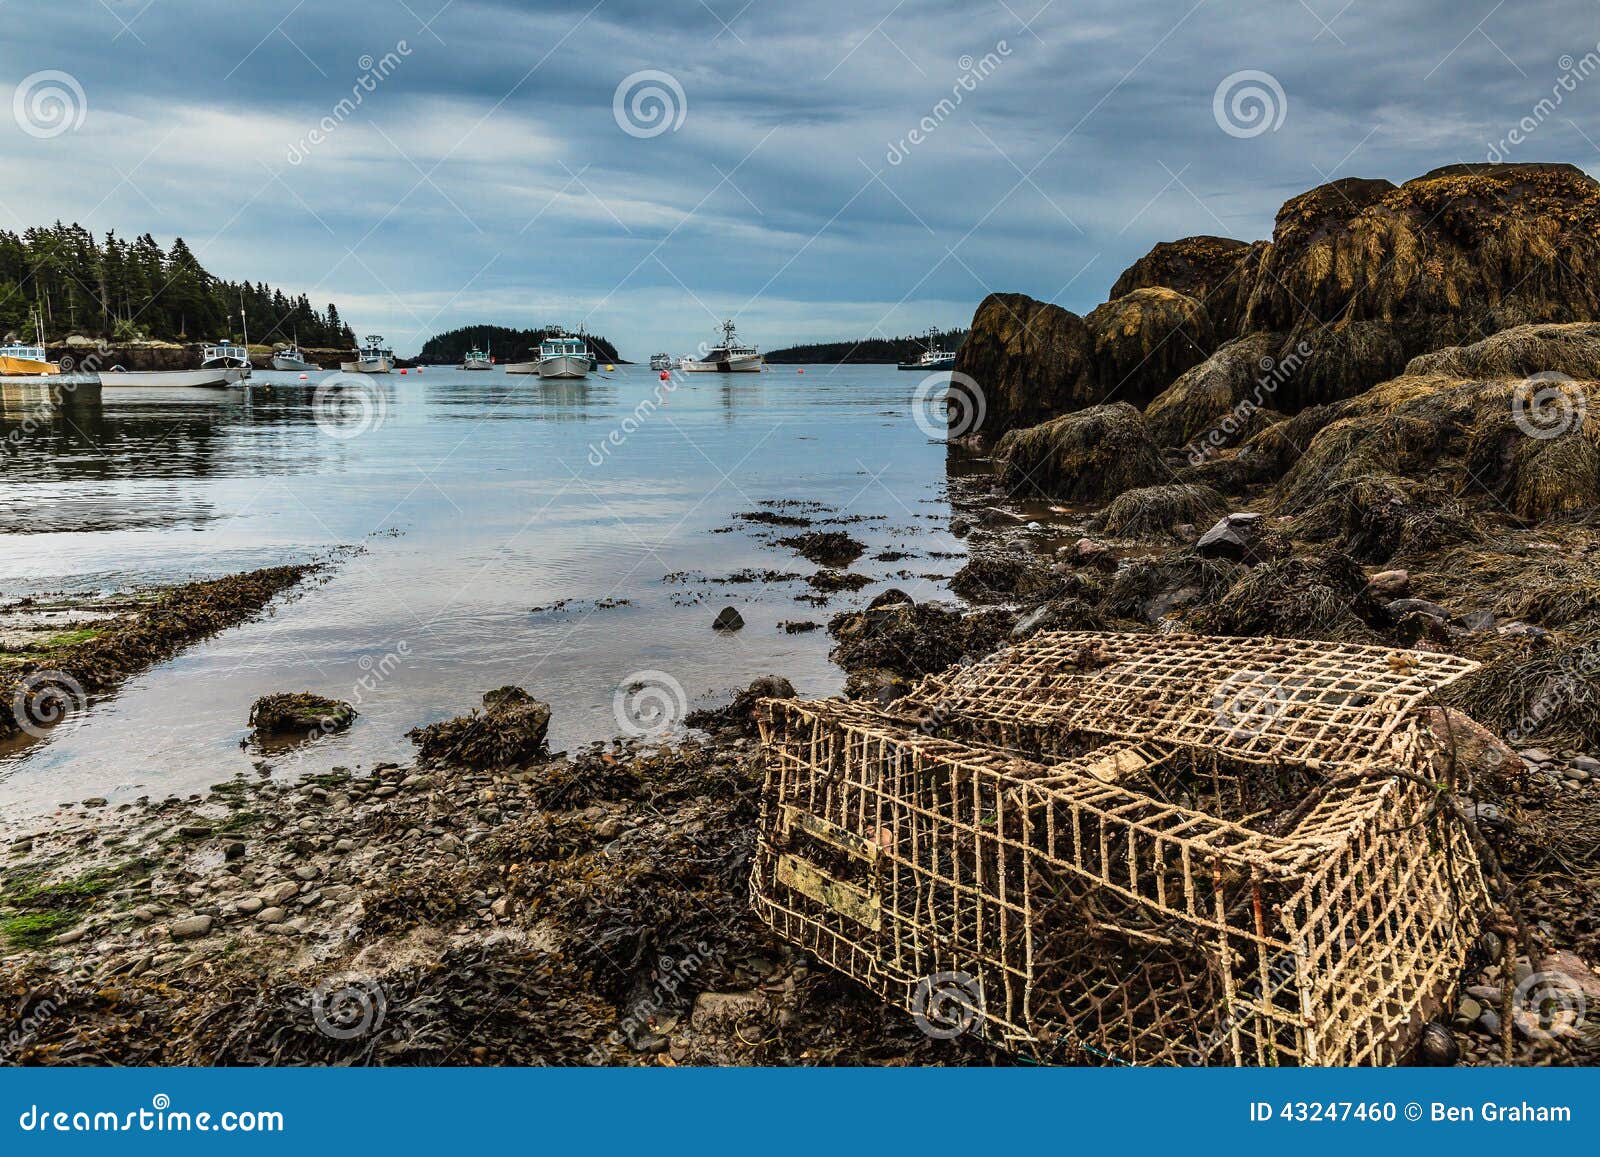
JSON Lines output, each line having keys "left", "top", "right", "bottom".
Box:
{"left": 5, "top": 162, "right": 1600, "bottom": 1067}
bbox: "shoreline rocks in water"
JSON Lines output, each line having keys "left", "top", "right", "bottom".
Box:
{"left": 248, "top": 693, "right": 356, "bottom": 737}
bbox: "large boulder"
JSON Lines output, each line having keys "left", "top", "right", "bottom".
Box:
{"left": 948, "top": 292, "right": 1090, "bottom": 436}
{"left": 1109, "top": 235, "right": 1253, "bottom": 336}
{"left": 1405, "top": 321, "right": 1600, "bottom": 379}
{"left": 995, "top": 403, "right": 1165, "bottom": 501}
{"left": 1145, "top": 332, "right": 1287, "bottom": 449}
{"left": 1079, "top": 287, "right": 1216, "bottom": 408}
{"left": 1241, "top": 164, "right": 1600, "bottom": 338}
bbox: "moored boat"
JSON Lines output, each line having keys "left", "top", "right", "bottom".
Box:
{"left": 272, "top": 340, "right": 317, "bottom": 371}
{"left": 649, "top": 352, "right": 672, "bottom": 371}
{"left": 536, "top": 331, "right": 591, "bottom": 380}
{"left": 99, "top": 367, "right": 236, "bottom": 387}
{"left": 202, "top": 340, "right": 252, "bottom": 383}
{"left": 461, "top": 344, "right": 494, "bottom": 370}
{"left": 679, "top": 320, "right": 762, "bottom": 373}
{"left": 896, "top": 328, "right": 957, "bottom": 370}
{"left": 0, "top": 310, "right": 59, "bottom": 377}
{"left": 342, "top": 335, "right": 394, "bottom": 374}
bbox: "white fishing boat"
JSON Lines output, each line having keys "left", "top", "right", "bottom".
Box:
{"left": 679, "top": 320, "right": 762, "bottom": 373}
{"left": 461, "top": 344, "right": 494, "bottom": 371}
{"left": 272, "top": 339, "right": 317, "bottom": 371}
{"left": 0, "top": 310, "right": 59, "bottom": 377}
{"left": 342, "top": 335, "right": 394, "bottom": 374}
{"left": 99, "top": 367, "right": 236, "bottom": 387}
{"left": 536, "top": 331, "right": 591, "bottom": 379}
{"left": 201, "top": 340, "right": 252, "bottom": 383}
{"left": 649, "top": 353, "right": 673, "bottom": 371}
{"left": 897, "top": 328, "right": 957, "bottom": 371}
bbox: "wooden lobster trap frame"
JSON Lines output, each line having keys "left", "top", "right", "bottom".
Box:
{"left": 750, "top": 632, "right": 1489, "bottom": 1065}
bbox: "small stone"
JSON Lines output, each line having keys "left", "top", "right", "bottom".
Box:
{"left": 1569, "top": 755, "right": 1598, "bottom": 775}
{"left": 236, "top": 896, "right": 263, "bottom": 915}
{"left": 224, "top": 841, "right": 246, "bottom": 861}
{"left": 713, "top": 606, "right": 745, "bottom": 631}
{"left": 293, "top": 865, "right": 320, "bottom": 881}
{"left": 1195, "top": 513, "right": 1266, "bottom": 563}
{"left": 262, "top": 881, "right": 300, "bottom": 905}
{"left": 1477, "top": 1008, "right": 1501, "bottom": 1034}
{"left": 1458, "top": 997, "right": 1482, "bottom": 1023}
{"left": 169, "top": 915, "right": 214, "bottom": 940}
{"left": 54, "top": 927, "right": 88, "bottom": 945}
{"left": 82, "top": 797, "right": 108, "bottom": 808}
{"left": 1519, "top": 748, "right": 1555, "bottom": 764}
{"left": 255, "top": 907, "right": 285, "bottom": 924}
{"left": 1365, "top": 569, "right": 1410, "bottom": 599}
{"left": 333, "top": 839, "right": 355, "bottom": 853}
{"left": 595, "top": 817, "right": 624, "bottom": 839}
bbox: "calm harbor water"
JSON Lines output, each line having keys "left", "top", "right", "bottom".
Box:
{"left": 0, "top": 365, "right": 968, "bottom": 817}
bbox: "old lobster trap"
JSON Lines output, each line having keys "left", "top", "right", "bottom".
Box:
{"left": 750, "top": 631, "right": 1491, "bottom": 1065}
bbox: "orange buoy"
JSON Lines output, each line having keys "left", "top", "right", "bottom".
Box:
{"left": 298, "top": 373, "right": 308, "bottom": 380}
{"left": 797, "top": 367, "right": 804, "bottom": 373}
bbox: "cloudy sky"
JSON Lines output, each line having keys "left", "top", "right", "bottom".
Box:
{"left": 4, "top": 0, "right": 1599, "bottom": 357}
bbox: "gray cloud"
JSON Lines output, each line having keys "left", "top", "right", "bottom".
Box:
{"left": 5, "top": 0, "right": 1599, "bottom": 356}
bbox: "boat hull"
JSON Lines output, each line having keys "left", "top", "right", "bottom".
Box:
{"left": 678, "top": 355, "right": 764, "bottom": 373}
{"left": 272, "top": 356, "right": 317, "bottom": 371}
{"left": 503, "top": 361, "right": 540, "bottom": 375}
{"left": 100, "top": 368, "right": 237, "bottom": 387}
{"left": 0, "top": 355, "right": 59, "bottom": 376}
{"left": 460, "top": 361, "right": 494, "bottom": 371}
{"left": 340, "top": 357, "right": 393, "bottom": 374}
{"left": 537, "top": 355, "right": 590, "bottom": 379}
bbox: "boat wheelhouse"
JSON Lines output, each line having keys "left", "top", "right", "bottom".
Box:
{"left": 342, "top": 335, "right": 394, "bottom": 374}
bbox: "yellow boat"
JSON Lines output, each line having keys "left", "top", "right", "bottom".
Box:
{"left": 1, "top": 310, "right": 59, "bottom": 375}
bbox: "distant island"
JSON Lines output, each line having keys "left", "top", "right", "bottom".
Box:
{"left": 0, "top": 222, "right": 355, "bottom": 349}
{"left": 763, "top": 328, "right": 967, "bottom": 364}
{"left": 417, "top": 325, "right": 625, "bottom": 365}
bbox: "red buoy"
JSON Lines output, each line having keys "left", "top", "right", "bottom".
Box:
{"left": 298, "top": 373, "right": 308, "bottom": 380}
{"left": 797, "top": 367, "right": 804, "bottom": 373}
{"left": 659, "top": 371, "right": 670, "bottom": 381}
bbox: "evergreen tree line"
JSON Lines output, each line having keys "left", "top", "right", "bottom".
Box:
{"left": 417, "top": 324, "right": 623, "bottom": 365}
{"left": 0, "top": 222, "right": 356, "bottom": 349}
{"left": 763, "top": 328, "right": 968, "bottom": 364}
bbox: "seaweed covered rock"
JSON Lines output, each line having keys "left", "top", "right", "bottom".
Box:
{"left": 1079, "top": 287, "right": 1216, "bottom": 408}
{"left": 828, "top": 600, "right": 1013, "bottom": 684}
{"left": 685, "top": 676, "right": 796, "bottom": 737}
{"left": 1109, "top": 235, "right": 1253, "bottom": 334}
{"left": 949, "top": 551, "right": 1068, "bottom": 603}
{"left": 1092, "top": 484, "right": 1228, "bottom": 541}
{"left": 1242, "top": 165, "right": 1600, "bottom": 338}
{"left": 1146, "top": 332, "right": 1287, "bottom": 449}
{"left": 1278, "top": 371, "right": 1599, "bottom": 525}
{"left": 996, "top": 403, "right": 1165, "bottom": 501}
{"left": 949, "top": 292, "right": 1090, "bottom": 436}
{"left": 1408, "top": 321, "right": 1600, "bottom": 380}
{"left": 407, "top": 686, "right": 552, "bottom": 769}
{"left": 248, "top": 693, "right": 355, "bottom": 736}
{"left": 1189, "top": 552, "right": 1381, "bottom": 640}
{"left": 777, "top": 531, "right": 865, "bottom": 568}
